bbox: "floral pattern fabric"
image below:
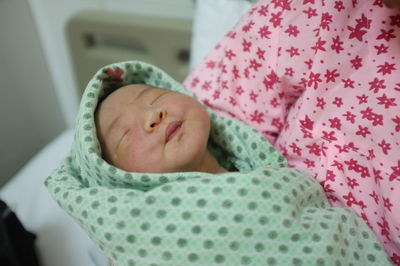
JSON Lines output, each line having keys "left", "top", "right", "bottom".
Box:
{"left": 183, "top": 0, "right": 400, "bottom": 263}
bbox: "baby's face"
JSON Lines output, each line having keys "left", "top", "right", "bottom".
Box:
{"left": 95, "top": 84, "right": 211, "bottom": 173}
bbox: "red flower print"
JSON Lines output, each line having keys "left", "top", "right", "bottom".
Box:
{"left": 332, "top": 160, "right": 344, "bottom": 172}
{"left": 270, "top": 12, "right": 283, "bottom": 28}
{"left": 212, "top": 90, "right": 220, "bottom": 100}
{"left": 325, "top": 69, "right": 340, "bottom": 83}
{"left": 201, "top": 81, "right": 211, "bottom": 91}
{"left": 322, "top": 130, "right": 337, "bottom": 142}
{"left": 320, "top": 12, "right": 333, "bottom": 30}
{"left": 285, "top": 25, "right": 300, "bottom": 37}
{"left": 343, "top": 111, "right": 356, "bottom": 123}
{"left": 249, "top": 91, "right": 259, "bottom": 103}
{"left": 355, "top": 125, "right": 371, "bottom": 138}
{"left": 390, "top": 14, "right": 400, "bottom": 28}
{"left": 377, "top": 216, "right": 391, "bottom": 240}
{"left": 235, "top": 86, "right": 244, "bottom": 96}
{"left": 300, "top": 115, "right": 314, "bottom": 130}
{"left": 250, "top": 110, "right": 265, "bottom": 124}
{"left": 289, "top": 142, "right": 302, "bottom": 156}
{"left": 303, "top": 7, "right": 317, "bottom": 19}
{"left": 331, "top": 36, "right": 344, "bottom": 54}
{"left": 225, "top": 49, "right": 236, "bottom": 60}
{"left": 374, "top": 44, "right": 389, "bottom": 55}
{"left": 242, "top": 20, "right": 255, "bottom": 33}
{"left": 271, "top": 118, "right": 284, "bottom": 131}
{"left": 377, "top": 29, "right": 396, "bottom": 42}
{"left": 391, "top": 253, "right": 400, "bottom": 266}
{"left": 102, "top": 67, "right": 124, "bottom": 82}
{"left": 369, "top": 191, "right": 379, "bottom": 204}
{"left": 350, "top": 56, "right": 363, "bottom": 69}
{"left": 347, "top": 25, "right": 367, "bottom": 41}
{"left": 389, "top": 160, "right": 400, "bottom": 181}
{"left": 263, "top": 70, "right": 280, "bottom": 90}
{"left": 334, "top": 1, "right": 345, "bottom": 12}
{"left": 304, "top": 159, "right": 315, "bottom": 168}
{"left": 377, "top": 62, "right": 396, "bottom": 76}
{"left": 343, "top": 192, "right": 357, "bottom": 207}
{"left": 256, "top": 48, "right": 266, "bottom": 60}
{"left": 242, "top": 39, "right": 252, "bottom": 52}
{"left": 306, "top": 143, "right": 322, "bottom": 156}
{"left": 285, "top": 67, "right": 294, "bottom": 77}
{"left": 258, "top": 26, "right": 272, "bottom": 39}
{"left": 316, "top": 97, "right": 326, "bottom": 109}
{"left": 308, "top": 72, "right": 322, "bottom": 90}
{"left": 378, "top": 139, "right": 391, "bottom": 155}
{"left": 190, "top": 77, "right": 199, "bottom": 87}
{"left": 368, "top": 78, "right": 386, "bottom": 93}
{"left": 232, "top": 65, "right": 241, "bottom": 80}
{"left": 206, "top": 60, "right": 216, "bottom": 69}
{"left": 311, "top": 37, "right": 327, "bottom": 53}
{"left": 329, "top": 117, "right": 342, "bottom": 130}
{"left": 286, "top": 47, "right": 300, "bottom": 57}
{"left": 392, "top": 116, "right": 400, "bottom": 132}
{"left": 257, "top": 5, "right": 268, "bottom": 16}
{"left": 356, "top": 94, "right": 368, "bottom": 104}
{"left": 249, "top": 59, "right": 262, "bottom": 71}
{"left": 346, "top": 177, "right": 359, "bottom": 189}
{"left": 377, "top": 94, "right": 397, "bottom": 109}
{"left": 342, "top": 78, "right": 355, "bottom": 88}
{"left": 326, "top": 170, "right": 336, "bottom": 182}
{"left": 332, "top": 97, "right": 343, "bottom": 107}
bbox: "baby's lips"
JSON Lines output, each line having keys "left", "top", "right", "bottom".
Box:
{"left": 165, "top": 121, "right": 183, "bottom": 143}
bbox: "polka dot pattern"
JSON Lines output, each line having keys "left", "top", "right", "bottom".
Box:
{"left": 45, "top": 61, "right": 390, "bottom": 265}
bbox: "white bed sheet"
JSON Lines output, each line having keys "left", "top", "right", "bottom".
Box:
{"left": 0, "top": 129, "right": 97, "bottom": 266}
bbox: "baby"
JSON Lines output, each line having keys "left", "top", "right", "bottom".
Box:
{"left": 95, "top": 83, "right": 228, "bottom": 174}
{"left": 45, "top": 61, "right": 390, "bottom": 265}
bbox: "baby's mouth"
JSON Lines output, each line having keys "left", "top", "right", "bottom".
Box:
{"left": 165, "top": 121, "right": 182, "bottom": 143}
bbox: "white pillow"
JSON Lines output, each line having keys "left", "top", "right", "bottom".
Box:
{"left": 189, "top": 0, "right": 255, "bottom": 70}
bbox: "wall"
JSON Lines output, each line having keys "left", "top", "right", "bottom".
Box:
{"left": 0, "top": 0, "right": 66, "bottom": 186}
{"left": 27, "top": 0, "right": 195, "bottom": 128}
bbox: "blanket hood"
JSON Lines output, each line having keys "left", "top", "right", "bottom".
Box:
{"left": 68, "top": 61, "right": 286, "bottom": 189}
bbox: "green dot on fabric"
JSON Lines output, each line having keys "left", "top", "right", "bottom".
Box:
{"left": 140, "top": 222, "right": 150, "bottom": 231}
{"left": 293, "top": 258, "right": 303, "bottom": 265}
{"left": 138, "top": 249, "right": 147, "bottom": 258}
{"left": 187, "top": 186, "right": 197, "bottom": 194}
{"left": 91, "top": 201, "right": 100, "bottom": 209}
{"left": 156, "top": 210, "right": 166, "bottom": 219}
{"left": 182, "top": 211, "right": 192, "bottom": 220}
{"left": 162, "top": 251, "right": 172, "bottom": 261}
{"left": 161, "top": 185, "right": 172, "bottom": 192}
{"left": 109, "top": 207, "right": 117, "bottom": 215}
{"left": 151, "top": 236, "right": 162, "bottom": 246}
{"left": 197, "top": 199, "right": 207, "bottom": 207}
{"left": 267, "top": 257, "right": 277, "bottom": 265}
{"left": 145, "top": 196, "right": 156, "bottom": 205}
{"left": 255, "top": 243, "right": 265, "bottom": 252}
{"left": 243, "top": 228, "right": 253, "bottom": 237}
{"left": 248, "top": 201, "right": 258, "bottom": 210}
{"left": 272, "top": 205, "right": 281, "bottom": 213}
{"left": 259, "top": 216, "right": 269, "bottom": 225}
{"left": 229, "top": 241, "right": 239, "bottom": 251}
{"left": 188, "top": 253, "right": 199, "bottom": 262}
{"left": 116, "top": 246, "right": 125, "bottom": 253}
{"left": 203, "top": 240, "right": 214, "bottom": 249}
{"left": 171, "top": 197, "right": 181, "bottom": 206}
{"left": 97, "top": 217, "right": 103, "bottom": 225}
{"left": 192, "top": 225, "right": 202, "bottom": 234}
{"left": 166, "top": 224, "right": 176, "bottom": 233}
{"left": 222, "top": 200, "right": 232, "bottom": 209}
{"left": 238, "top": 188, "right": 248, "bottom": 196}
{"left": 126, "top": 234, "right": 136, "bottom": 243}
{"left": 212, "top": 187, "right": 222, "bottom": 195}
{"left": 177, "top": 238, "right": 187, "bottom": 248}
{"left": 130, "top": 208, "right": 141, "bottom": 217}
{"left": 208, "top": 212, "right": 218, "bottom": 221}
{"left": 214, "top": 254, "right": 225, "bottom": 264}
{"left": 259, "top": 152, "right": 266, "bottom": 160}
{"left": 227, "top": 177, "right": 236, "bottom": 184}
{"left": 279, "top": 245, "right": 288, "bottom": 253}
{"left": 251, "top": 142, "right": 257, "bottom": 150}
{"left": 262, "top": 191, "right": 271, "bottom": 199}
{"left": 241, "top": 256, "right": 251, "bottom": 265}
{"left": 218, "top": 227, "right": 228, "bottom": 236}
{"left": 268, "top": 230, "right": 278, "bottom": 239}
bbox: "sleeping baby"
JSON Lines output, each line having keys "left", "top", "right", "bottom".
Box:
{"left": 45, "top": 61, "right": 391, "bottom": 265}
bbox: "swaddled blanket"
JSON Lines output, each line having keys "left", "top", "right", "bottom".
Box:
{"left": 45, "top": 61, "right": 390, "bottom": 265}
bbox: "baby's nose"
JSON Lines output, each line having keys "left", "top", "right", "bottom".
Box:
{"left": 144, "top": 109, "right": 166, "bottom": 132}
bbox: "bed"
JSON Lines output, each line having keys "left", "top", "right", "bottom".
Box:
{"left": 0, "top": 1, "right": 255, "bottom": 265}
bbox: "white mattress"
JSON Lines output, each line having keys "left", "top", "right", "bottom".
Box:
{"left": 0, "top": 129, "right": 100, "bottom": 266}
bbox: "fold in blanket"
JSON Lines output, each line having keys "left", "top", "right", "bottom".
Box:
{"left": 45, "top": 61, "right": 390, "bottom": 265}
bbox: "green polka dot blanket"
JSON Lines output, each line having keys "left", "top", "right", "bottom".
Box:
{"left": 45, "top": 61, "right": 390, "bottom": 265}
